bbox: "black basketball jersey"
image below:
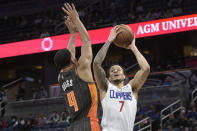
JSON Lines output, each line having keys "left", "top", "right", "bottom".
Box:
{"left": 58, "top": 68, "right": 102, "bottom": 124}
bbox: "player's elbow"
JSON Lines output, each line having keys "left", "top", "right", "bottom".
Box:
{"left": 85, "top": 54, "right": 92, "bottom": 62}
{"left": 144, "top": 65, "right": 150, "bottom": 74}
{"left": 93, "top": 58, "right": 101, "bottom": 66}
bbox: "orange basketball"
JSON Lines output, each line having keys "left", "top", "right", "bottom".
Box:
{"left": 113, "top": 24, "right": 134, "bottom": 49}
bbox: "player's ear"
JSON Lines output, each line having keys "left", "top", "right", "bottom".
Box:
{"left": 123, "top": 75, "right": 126, "bottom": 80}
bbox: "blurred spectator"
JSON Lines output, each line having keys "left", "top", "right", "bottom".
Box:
{"left": 32, "top": 87, "right": 39, "bottom": 99}
{"left": 60, "top": 107, "right": 69, "bottom": 123}
{"left": 38, "top": 114, "right": 47, "bottom": 125}
{"left": 164, "top": 113, "right": 177, "bottom": 129}
{"left": 187, "top": 106, "right": 197, "bottom": 120}
{"left": 7, "top": 116, "right": 17, "bottom": 128}
{"left": 13, "top": 117, "right": 25, "bottom": 129}
{"left": 32, "top": 85, "right": 48, "bottom": 99}
{"left": 177, "top": 112, "right": 189, "bottom": 128}
{"left": 162, "top": 76, "right": 173, "bottom": 86}
{"left": 33, "top": 115, "right": 39, "bottom": 126}
{"left": 24, "top": 119, "right": 33, "bottom": 130}
{"left": 147, "top": 105, "right": 160, "bottom": 131}
{"left": 173, "top": 75, "right": 181, "bottom": 85}
{"left": 155, "top": 100, "right": 164, "bottom": 112}
{"left": 48, "top": 111, "right": 60, "bottom": 123}
{"left": 37, "top": 85, "right": 48, "bottom": 99}
{"left": 0, "top": 117, "right": 7, "bottom": 129}
{"left": 16, "top": 82, "right": 26, "bottom": 101}
{"left": 60, "top": 112, "right": 69, "bottom": 123}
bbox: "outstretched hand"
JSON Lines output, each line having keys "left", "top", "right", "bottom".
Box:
{"left": 62, "top": 3, "right": 79, "bottom": 23}
{"left": 64, "top": 16, "right": 77, "bottom": 34}
{"left": 108, "top": 26, "right": 122, "bottom": 43}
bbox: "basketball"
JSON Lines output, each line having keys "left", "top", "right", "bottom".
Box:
{"left": 113, "top": 24, "right": 134, "bottom": 49}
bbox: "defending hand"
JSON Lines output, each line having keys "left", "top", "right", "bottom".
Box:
{"left": 62, "top": 3, "right": 79, "bottom": 23}
{"left": 64, "top": 16, "right": 77, "bottom": 34}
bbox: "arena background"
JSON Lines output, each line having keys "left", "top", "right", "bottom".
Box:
{"left": 0, "top": 0, "right": 197, "bottom": 130}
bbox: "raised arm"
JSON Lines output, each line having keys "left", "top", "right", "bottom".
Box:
{"left": 62, "top": 3, "right": 92, "bottom": 63}
{"left": 93, "top": 27, "right": 121, "bottom": 91}
{"left": 64, "top": 17, "right": 77, "bottom": 58}
{"left": 129, "top": 37, "right": 150, "bottom": 92}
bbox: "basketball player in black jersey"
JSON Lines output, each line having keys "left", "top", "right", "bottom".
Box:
{"left": 54, "top": 3, "right": 102, "bottom": 131}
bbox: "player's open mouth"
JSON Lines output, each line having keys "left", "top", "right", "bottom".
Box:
{"left": 114, "top": 74, "right": 119, "bottom": 77}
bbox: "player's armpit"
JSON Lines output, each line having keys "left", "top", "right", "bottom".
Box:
{"left": 129, "top": 68, "right": 150, "bottom": 92}
{"left": 93, "top": 63, "right": 108, "bottom": 91}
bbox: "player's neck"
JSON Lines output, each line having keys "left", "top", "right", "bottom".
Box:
{"left": 111, "top": 81, "right": 124, "bottom": 88}
{"left": 61, "top": 64, "right": 75, "bottom": 72}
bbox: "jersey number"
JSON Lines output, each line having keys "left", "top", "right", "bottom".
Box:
{"left": 119, "top": 101, "right": 125, "bottom": 112}
{"left": 67, "top": 91, "right": 79, "bottom": 112}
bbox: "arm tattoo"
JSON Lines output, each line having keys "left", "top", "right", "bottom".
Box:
{"left": 93, "top": 40, "right": 112, "bottom": 90}
{"left": 94, "top": 40, "right": 112, "bottom": 64}
{"left": 94, "top": 66, "right": 108, "bottom": 90}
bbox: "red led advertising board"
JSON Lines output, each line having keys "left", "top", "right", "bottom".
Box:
{"left": 0, "top": 14, "right": 197, "bottom": 59}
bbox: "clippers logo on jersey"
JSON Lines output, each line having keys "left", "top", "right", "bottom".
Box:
{"left": 62, "top": 79, "right": 73, "bottom": 91}
{"left": 110, "top": 90, "right": 132, "bottom": 101}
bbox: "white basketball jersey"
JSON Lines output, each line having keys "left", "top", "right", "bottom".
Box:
{"left": 101, "top": 82, "right": 137, "bottom": 131}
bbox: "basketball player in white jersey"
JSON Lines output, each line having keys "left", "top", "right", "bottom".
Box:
{"left": 93, "top": 26, "right": 150, "bottom": 131}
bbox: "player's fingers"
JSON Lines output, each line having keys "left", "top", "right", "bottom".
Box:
{"left": 115, "top": 26, "right": 121, "bottom": 32}
{"left": 71, "top": 3, "right": 76, "bottom": 10}
{"left": 115, "top": 27, "right": 121, "bottom": 33}
{"left": 62, "top": 7, "right": 70, "bottom": 15}
{"left": 114, "top": 25, "right": 119, "bottom": 28}
{"left": 64, "top": 3, "right": 69, "bottom": 10}
{"left": 115, "top": 26, "right": 121, "bottom": 31}
{"left": 116, "top": 30, "right": 122, "bottom": 35}
{"left": 66, "top": 3, "right": 73, "bottom": 11}
{"left": 65, "top": 3, "right": 71, "bottom": 12}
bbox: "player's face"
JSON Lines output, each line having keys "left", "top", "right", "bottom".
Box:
{"left": 109, "top": 65, "right": 125, "bottom": 83}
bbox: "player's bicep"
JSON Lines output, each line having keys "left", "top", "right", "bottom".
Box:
{"left": 93, "top": 64, "right": 108, "bottom": 91}
{"left": 129, "top": 69, "right": 149, "bottom": 92}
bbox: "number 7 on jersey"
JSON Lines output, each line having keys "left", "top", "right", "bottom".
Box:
{"left": 67, "top": 91, "right": 79, "bottom": 112}
{"left": 119, "top": 101, "right": 125, "bottom": 112}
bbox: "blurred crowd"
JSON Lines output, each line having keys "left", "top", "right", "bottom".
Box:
{"left": 0, "top": 100, "right": 196, "bottom": 130}
{"left": 0, "top": 0, "right": 197, "bottom": 44}
{"left": 15, "top": 81, "right": 48, "bottom": 101}
{"left": 134, "top": 100, "right": 197, "bottom": 131}
{"left": 0, "top": 110, "right": 69, "bottom": 130}
{"left": 16, "top": 82, "right": 48, "bottom": 101}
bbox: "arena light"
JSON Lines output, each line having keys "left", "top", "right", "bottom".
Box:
{"left": 0, "top": 14, "right": 197, "bottom": 59}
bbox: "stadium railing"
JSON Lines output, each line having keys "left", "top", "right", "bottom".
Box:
{"left": 134, "top": 117, "right": 152, "bottom": 131}
{"left": 160, "top": 100, "right": 182, "bottom": 129}
{"left": 191, "top": 88, "right": 197, "bottom": 102}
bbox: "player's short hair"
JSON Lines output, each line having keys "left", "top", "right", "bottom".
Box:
{"left": 54, "top": 49, "right": 71, "bottom": 69}
{"left": 107, "top": 64, "right": 126, "bottom": 78}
